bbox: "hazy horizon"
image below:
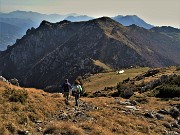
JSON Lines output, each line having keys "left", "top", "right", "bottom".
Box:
{"left": 0, "top": 0, "right": 180, "bottom": 28}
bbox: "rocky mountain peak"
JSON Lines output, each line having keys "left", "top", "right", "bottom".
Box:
{"left": 0, "top": 18, "right": 179, "bottom": 89}
{"left": 39, "top": 20, "right": 52, "bottom": 28}
{"left": 88, "top": 17, "right": 117, "bottom": 24}
{"left": 57, "top": 20, "right": 71, "bottom": 25}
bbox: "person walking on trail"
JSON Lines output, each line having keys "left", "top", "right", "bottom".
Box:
{"left": 61, "top": 79, "right": 72, "bottom": 103}
{"left": 72, "top": 80, "right": 82, "bottom": 106}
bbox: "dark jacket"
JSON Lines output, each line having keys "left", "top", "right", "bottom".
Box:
{"left": 61, "top": 82, "right": 72, "bottom": 92}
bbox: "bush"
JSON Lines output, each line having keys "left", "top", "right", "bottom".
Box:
{"left": 116, "top": 83, "right": 134, "bottom": 98}
{"left": 176, "top": 66, "right": 180, "bottom": 71}
{"left": 3, "top": 89, "right": 28, "bottom": 104}
{"left": 28, "top": 113, "right": 39, "bottom": 123}
{"left": 5, "top": 123, "right": 16, "bottom": 134}
{"left": 156, "top": 85, "right": 180, "bottom": 98}
{"left": 18, "top": 114, "right": 28, "bottom": 125}
{"left": 116, "top": 82, "right": 127, "bottom": 96}
{"left": 169, "top": 75, "right": 180, "bottom": 86}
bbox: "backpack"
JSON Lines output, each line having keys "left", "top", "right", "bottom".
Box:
{"left": 63, "top": 83, "right": 70, "bottom": 92}
{"left": 73, "top": 85, "right": 82, "bottom": 94}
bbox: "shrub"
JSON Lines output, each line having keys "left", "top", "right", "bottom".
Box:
{"left": 169, "top": 75, "right": 180, "bottom": 86}
{"left": 18, "top": 115, "right": 28, "bottom": 125}
{"left": 116, "top": 82, "right": 126, "bottom": 96}
{"left": 116, "top": 83, "right": 134, "bottom": 98}
{"left": 3, "top": 89, "right": 28, "bottom": 104}
{"left": 176, "top": 66, "right": 180, "bottom": 71}
{"left": 5, "top": 123, "right": 16, "bottom": 133}
{"left": 156, "top": 85, "right": 180, "bottom": 98}
{"left": 28, "top": 113, "right": 39, "bottom": 123}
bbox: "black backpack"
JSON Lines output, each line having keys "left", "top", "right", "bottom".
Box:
{"left": 63, "top": 83, "right": 70, "bottom": 92}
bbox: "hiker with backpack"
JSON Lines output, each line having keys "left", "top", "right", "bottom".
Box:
{"left": 72, "top": 80, "right": 82, "bottom": 106}
{"left": 61, "top": 79, "right": 72, "bottom": 103}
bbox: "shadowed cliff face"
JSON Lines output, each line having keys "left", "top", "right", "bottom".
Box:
{"left": 0, "top": 17, "right": 179, "bottom": 89}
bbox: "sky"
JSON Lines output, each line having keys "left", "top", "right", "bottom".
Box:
{"left": 0, "top": 0, "right": 180, "bottom": 28}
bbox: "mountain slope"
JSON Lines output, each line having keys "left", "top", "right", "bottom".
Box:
{"left": 0, "top": 66, "right": 179, "bottom": 134}
{"left": 0, "top": 22, "right": 23, "bottom": 50}
{"left": 150, "top": 26, "right": 180, "bottom": 40}
{"left": 113, "top": 15, "right": 154, "bottom": 29}
{"left": 0, "top": 11, "right": 77, "bottom": 23}
{"left": 0, "top": 17, "right": 179, "bottom": 89}
{"left": 0, "top": 11, "right": 157, "bottom": 51}
{"left": 0, "top": 18, "right": 38, "bottom": 50}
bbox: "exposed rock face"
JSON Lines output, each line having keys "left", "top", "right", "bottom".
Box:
{"left": 0, "top": 17, "right": 180, "bottom": 90}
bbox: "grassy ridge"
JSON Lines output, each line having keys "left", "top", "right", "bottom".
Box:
{"left": 84, "top": 67, "right": 149, "bottom": 92}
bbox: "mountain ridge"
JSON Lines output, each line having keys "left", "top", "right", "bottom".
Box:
{"left": 0, "top": 17, "right": 179, "bottom": 89}
{"left": 1, "top": 10, "right": 179, "bottom": 51}
{"left": 112, "top": 15, "right": 154, "bottom": 29}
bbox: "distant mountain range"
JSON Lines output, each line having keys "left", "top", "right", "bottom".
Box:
{"left": 0, "top": 22, "right": 22, "bottom": 49}
{"left": 64, "top": 15, "right": 94, "bottom": 22}
{"left": 0, "top": 10, "right": 78, "bottom": 23}
{"left": 0, "top": 17, "right": 38, "bottom": 50}
{"left": 112, "top": 15, "right": 154, "bottom": 29}
{"left": 0, "top": 17, "right": 179, "bottom": 89}
{"left": 0, "top": 10, "right": 158, "bottom": 51}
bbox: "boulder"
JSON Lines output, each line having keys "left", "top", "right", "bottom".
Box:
{"left": 144, "top": 69, "right": 159, "bottom": 77}
{"left": 129, "top": 100, "right": 138, "bottom": 106}
{"left": 158, "top": 109, "right": 169, "bottom": 115}
{"left": 165, "top": 131, "right": 179, "bottom": 135}
{"left": 125, "top": 106, "right": 139, "bottom": 111}
{"left": 155, "top": 114, "right": 164, "bottom": 120}
{"left": 9, "top": 78, "right": 19, "bottom": 86}
{"left": 123, "top": 88, "right": 134, "bottom": 98}
{"left": 17, "top": 130, "right": 29, "bottom": 135}
{"left": 171, "top": 121, "right": 180, "bottom": 128}
{"left": 0, "top": 76, "right": 9, "bottom": 84}
{"left": 169, "top": 107, "right": 180, "bottom": 119}
{"left": 144, "top": 112, "right": 155, "bottom": 118}
{"left": 163, "top": 122, "right": 172, "bottom": 129}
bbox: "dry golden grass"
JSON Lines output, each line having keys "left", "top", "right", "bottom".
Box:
{"left": 0, "top": 81, "right": 66, "bottom": 134}
{"left": 92, "top": 59, "right": 113, "bottom": 72}
{"left": 81, "top": 96, "right": 178, "bottom": 135}
{"left": 80, "top": 97, "right": 153, "bottom": 135}
{"left": 143, "top": 66, "right": 180, "bottom": 83}
{"left": 0, "top": 66, "right": 179, "bottom": 134}
{"left": 44, "top": 121, "right": 84, "bottom": 135}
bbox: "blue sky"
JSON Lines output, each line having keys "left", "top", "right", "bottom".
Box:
{"left": 0, "top": 0, "right": 180, "bottom": 28}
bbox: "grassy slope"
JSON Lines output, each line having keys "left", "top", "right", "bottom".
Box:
{"left": 92, "top": 59, "right": 113, "bottom": 72}
{"left": 0, "top": 66, "right": 179, "bottom": 135}
{"left": 84, "top": 67, "right": 149, "bottom": 92}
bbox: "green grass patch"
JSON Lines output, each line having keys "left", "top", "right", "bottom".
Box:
{"left": 84, "top": 67, "right": 149, "bottom": 92}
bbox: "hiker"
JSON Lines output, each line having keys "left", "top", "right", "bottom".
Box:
{"left": 61, "top": 79, "right": 72, "bottom": 103}
{"left": 72, "top": 80, "right": 82, "bottom": 106}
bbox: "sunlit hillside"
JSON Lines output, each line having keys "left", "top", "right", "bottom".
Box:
{"left": 0, "top": 66, "right": 179, "bottom": 135}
